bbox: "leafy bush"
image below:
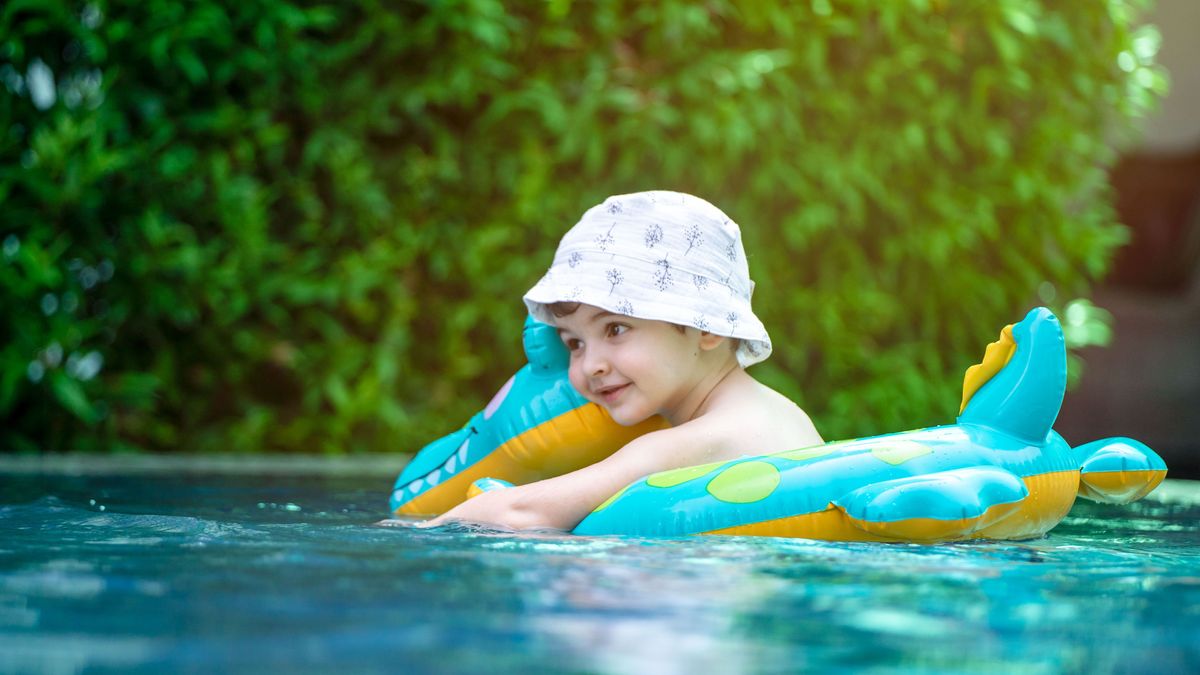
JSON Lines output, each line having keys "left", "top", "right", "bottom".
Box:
{"left": 0, "top": 0, "right": 1166, "bottom": 453}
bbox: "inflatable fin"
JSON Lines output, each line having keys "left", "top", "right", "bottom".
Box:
{"left": 523, "top": 315, "right": 570, "bottom": 372}
{"left": 959, "top": 324, "right": 1016, "bottom": 414}
{"left": 834, "top": 467, "right": 1028, "bottom": 541}
{"left": 1074, "top": 437, "right": 1168, "bottom": 504}
{"left": 957, "top": 307, "right": 1066, "bottom": 443}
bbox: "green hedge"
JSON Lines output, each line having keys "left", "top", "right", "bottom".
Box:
{"left": 0, "top": 0, "right": 1166, "bottom": 453}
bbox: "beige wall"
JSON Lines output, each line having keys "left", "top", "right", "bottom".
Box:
{"left": 1142, "top": 0, "right": 1200, "bottom": 153}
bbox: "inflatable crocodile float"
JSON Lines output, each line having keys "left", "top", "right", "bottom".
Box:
{"left": 394, "top": 308, "right": 1167, "bottom": 542}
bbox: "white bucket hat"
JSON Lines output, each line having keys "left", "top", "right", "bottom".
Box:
{"left": 524, "top": 190, "right": 772, "bottom": 367}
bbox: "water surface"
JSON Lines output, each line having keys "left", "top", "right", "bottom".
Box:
{"left": 2, "top": 469, "right": 1198, "bottom": 674}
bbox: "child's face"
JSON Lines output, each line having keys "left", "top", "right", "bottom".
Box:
{"left": 554, "top": 304, "right": 713, "bottom": 426}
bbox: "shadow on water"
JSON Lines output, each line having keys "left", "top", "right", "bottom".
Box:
{"left": 1, "top": 471, "right": 1198, "bottom": 674}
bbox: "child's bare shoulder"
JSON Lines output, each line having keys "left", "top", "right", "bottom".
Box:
{"left": 704, "top": 379, "right": 823, "bottom": 455}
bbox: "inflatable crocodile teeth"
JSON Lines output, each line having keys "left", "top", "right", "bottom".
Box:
{"left": 569, "top": 307, "right": 1167, "bottom": 541}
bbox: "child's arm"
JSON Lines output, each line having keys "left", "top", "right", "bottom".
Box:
{"left": 423, "top": 425, "right": 718, "bottom": 531}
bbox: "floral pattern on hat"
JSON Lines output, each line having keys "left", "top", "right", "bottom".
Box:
{"left": 524, "top": 190, "right": 771, "bottom": 368}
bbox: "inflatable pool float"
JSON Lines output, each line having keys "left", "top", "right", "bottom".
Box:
{"left": 568, "top": 307, "right": 1166, "bottom": 540}
{"left": 394, "top": 307, "right": 1167, "bottom": 542}
{"left": 389, "top": 317, "right": 664, "bottom": 516}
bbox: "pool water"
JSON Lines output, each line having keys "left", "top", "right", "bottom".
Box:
{"left": 2, "top": 469, "right": 1199, "bottom": 674}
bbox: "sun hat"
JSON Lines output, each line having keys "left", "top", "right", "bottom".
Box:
{"left": 523, "top": 190, "right": 772, "bottom": 367}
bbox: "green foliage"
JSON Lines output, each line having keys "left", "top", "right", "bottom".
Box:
{"left": 1, "top": 0, "right": 1167, "bottom": 452}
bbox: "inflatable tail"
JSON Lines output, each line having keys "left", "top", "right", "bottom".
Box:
{"left": 1072, "top": 437, "right": 1168, "bottom": 504}
{"left": 957, "top": 307, "right": 1066, "bottom": 443}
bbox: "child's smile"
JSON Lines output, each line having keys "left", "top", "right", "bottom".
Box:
{"left": 595, "top": 382, "right": 630, "bottom": 405}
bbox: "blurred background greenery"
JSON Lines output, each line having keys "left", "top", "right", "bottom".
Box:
{"left": 1, "top": 0, "right": 1167, "bottom": 455}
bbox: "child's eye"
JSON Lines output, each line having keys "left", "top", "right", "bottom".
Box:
{"left": 605, "top": 323, "right": 630, "bottom": 338}
{"left": 563, "top": 337, "right": 583, "bottom": 351}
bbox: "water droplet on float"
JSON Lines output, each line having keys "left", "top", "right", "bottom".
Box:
{"left": 283, "top": 503, "right": 301, "bottom": 512}
{"left": 26, "top": 361, "right": 44, "bottom": 383}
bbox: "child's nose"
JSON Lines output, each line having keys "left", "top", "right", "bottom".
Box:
{"left": 581, "top": 349, "right": 609, "bottom": 377}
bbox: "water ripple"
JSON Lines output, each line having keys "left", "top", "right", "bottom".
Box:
{"left": 1, "top": 473, "right": 1197, "bottom": 673}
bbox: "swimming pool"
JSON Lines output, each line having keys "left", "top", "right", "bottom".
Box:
{"left": 2, "top": 461, "right": 1198, "bottom": 673}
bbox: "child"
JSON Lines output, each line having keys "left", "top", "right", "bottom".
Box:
{"left": 426, "top": 191, "right": 822, "bottom": 530}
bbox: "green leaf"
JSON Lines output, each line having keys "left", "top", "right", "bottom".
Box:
{"left": 49, "top": 371, "right": 98, "bottom": 424}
